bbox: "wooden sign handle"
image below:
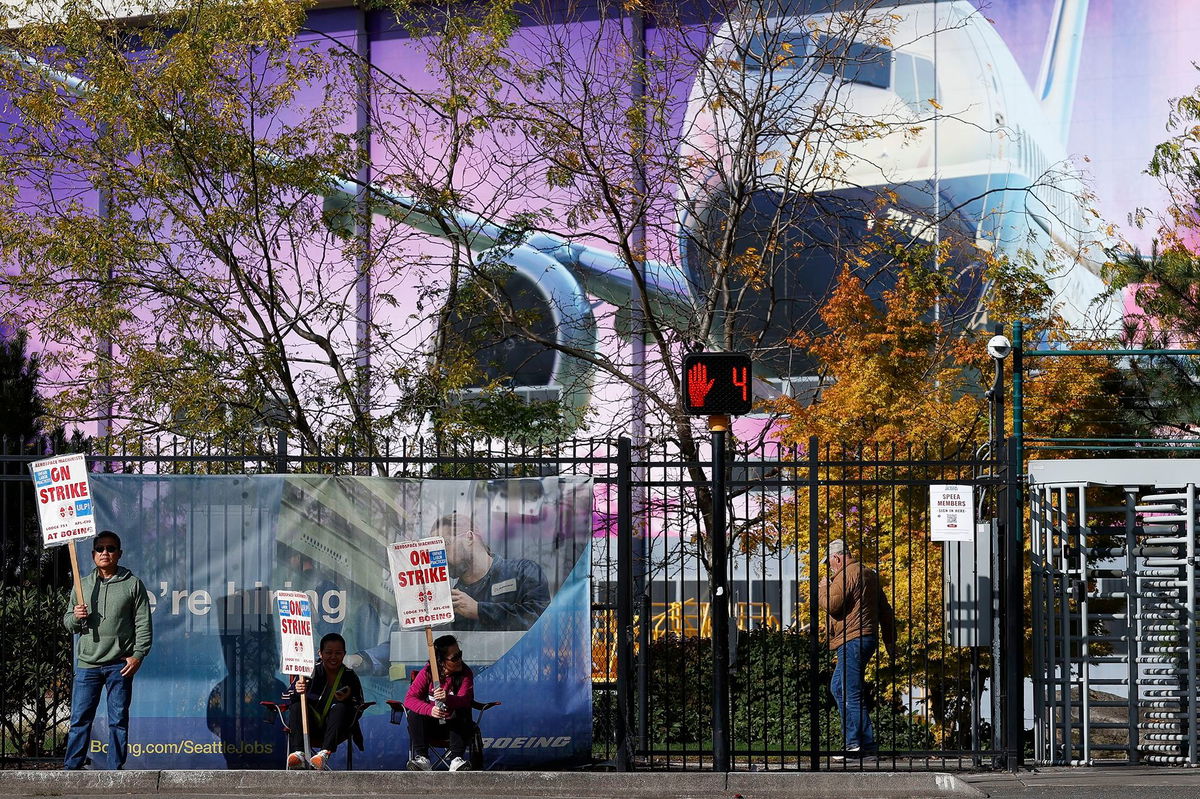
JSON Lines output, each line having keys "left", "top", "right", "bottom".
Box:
{"left": 67, "top": 541, "right": 85, "bottom": 608}
{"left": 425, "top": 625, "right": 441, "bottom": 685}
{"left": 300, "top": 689, "right": 312, "bottom": 764}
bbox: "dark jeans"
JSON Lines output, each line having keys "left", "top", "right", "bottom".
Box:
{"left": 831, "top": 635, "right": 877, "bottom": 751}
{"left": 407, "top": 709, "right": 472, "bottom": 758}
{"left": 287, "top": 700, "right": 354, "bottom": 754}
{"left": 64, "top": 662, "right": 133, "bottom": 770}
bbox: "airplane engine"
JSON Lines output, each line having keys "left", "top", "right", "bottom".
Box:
{"left": 443, "top": 247, "right": 597, "bottom": 424}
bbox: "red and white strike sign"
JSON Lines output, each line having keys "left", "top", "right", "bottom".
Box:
{"left": 275, "top": 590, "right": 315, "bottom": 676}
{"left": 29, "top": 453, "right": 96, "bottom": 547}
{"left": 388, "top": 536, "right": 454, "bottom": 629}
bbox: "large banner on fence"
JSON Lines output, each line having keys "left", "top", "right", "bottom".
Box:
{"left": 81, "top": 474, "right": 593, "bottom": 769}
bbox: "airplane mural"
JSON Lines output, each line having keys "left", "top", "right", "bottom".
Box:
{"left": 331, "top": 0, "right": 1123, "bottom": 415}
{"left": 0, "top": 0, "right": 1146, "bottom": 429}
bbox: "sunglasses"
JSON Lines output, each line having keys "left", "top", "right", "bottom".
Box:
{"left": 93, "top": 545, "right": 119, "bottom": 553}
{"left": 443, "top": 652, "right": 463, "bottom": 663}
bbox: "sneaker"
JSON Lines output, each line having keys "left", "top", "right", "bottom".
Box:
{"left": 407, "top": 754, "right": 431, "bottom": 771}
{"left": 831, "top": 746, "right": 861, "bottom": 763}
{"left": 286, "top": 751, "right": 306, "bottom": 769}
{"left": 310, "top": 749, "right": 332, "bottom": 770}
{"left": 448, "top": 756, "right": 471, "bottom": 772}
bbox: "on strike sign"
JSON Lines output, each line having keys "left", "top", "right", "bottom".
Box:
{"left": 275, "top": 590, "right": 315, "bottom": 676}
{"left": 29, "top": 453, "right": 96, "bottom": 547}
{"left": 388, "top": 536, "right": 454, "bottom": 629}
{"left": 930, "top": 484, "right": 975, "bottom": 542}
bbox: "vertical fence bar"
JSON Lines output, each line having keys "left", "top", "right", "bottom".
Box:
{"left": 1188, "top": 485, "right": 1197, "bottom": 766}
{"left": 1029, "top": 488, "right": 1045, "bottom": 764}
{"left": 1064, "top": 490, "right": 1073, "bottom": 763}
{"left": 808, "top": 435, "right": 820, "bottom": 771}
{"left": 615, "top": 436, "right": 634, "bottom": 772}
{"left": 1125, "top": 488, "right": 1139, "bottom": 763}
{"left": 1079, "top": 486, "right": 1091, "bottom": 764}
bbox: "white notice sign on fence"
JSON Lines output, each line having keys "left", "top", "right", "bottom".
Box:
{"left": 930, "top": 484, "right": 975, "bottom": 542}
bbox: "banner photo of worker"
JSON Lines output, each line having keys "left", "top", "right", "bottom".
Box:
{"left": 84, "top": 473, "right": 593, "bottom": 769}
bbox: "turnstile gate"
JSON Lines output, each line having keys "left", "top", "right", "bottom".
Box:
{"left": 1029, "top": 460, "right": 1200, "bottom": 766}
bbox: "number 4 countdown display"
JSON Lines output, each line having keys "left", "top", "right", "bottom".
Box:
{"left": 682, "top": 352, "right": 753, "bottom": 415}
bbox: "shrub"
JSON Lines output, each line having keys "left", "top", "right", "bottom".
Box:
{"left": 0, "top": 584, "right": 72, "bottom": 757}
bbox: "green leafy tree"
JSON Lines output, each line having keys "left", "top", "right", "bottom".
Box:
{"left": 0, "top": 330, "right": 75, "bottom": 758}
{"left": 1102, "top": 75, "right": 1200, "bottom": 434}
{"left": 0, "top": 0, "right": 586, "bottom": 455}
{"left": 0, "top": 329, "right": 88, "bottom": 585}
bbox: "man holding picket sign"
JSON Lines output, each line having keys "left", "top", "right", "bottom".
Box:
{"left": 387, "top": 535, "right": 471, "bottom": 770}
{"left": 31, "top": 453, "right": 154, "bottom": 771}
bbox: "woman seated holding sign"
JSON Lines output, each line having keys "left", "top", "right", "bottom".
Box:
{"left": 404, "top": 634, "right": 474, "bottom": 771}
{"left": 286, "top": 633, "right": 364, "bottom": 770}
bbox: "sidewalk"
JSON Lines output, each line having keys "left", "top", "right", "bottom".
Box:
{"left": 0, "top": 768, "right": 983, "bottom": 798}
{"left": 963, "top": 767, "right": 1200, "bottom": 799}
{"left": 6, "top": 765, "right": 1200, "bottom": 799}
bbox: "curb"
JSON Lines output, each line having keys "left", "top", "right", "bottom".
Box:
{"left": 0, "top": 769, "right": 985, "bottom": 798}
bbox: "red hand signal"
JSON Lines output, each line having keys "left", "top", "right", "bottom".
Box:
{"left": 687, "top": 362, "right": 715, "bottom": 407}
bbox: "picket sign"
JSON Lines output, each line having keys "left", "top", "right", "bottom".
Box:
{"left": 29, "top": 453, "right": 96, "bottom": 607}
{"left": 276, "top": 590, "right": 316, "bottom": 765}
{"left": 388, "top": 536, "right": 455, "bottom": 709}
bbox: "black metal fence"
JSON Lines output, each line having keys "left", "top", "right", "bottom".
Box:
{"left": 1, "top": 434, "right": 1019, "bottom": 770}
{"left": 597, "top": 435, "right": 1020, "bottom": 772}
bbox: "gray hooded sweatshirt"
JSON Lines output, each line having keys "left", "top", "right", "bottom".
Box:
{"left": 62, "top": 566, "right": 153, "bottom": 669}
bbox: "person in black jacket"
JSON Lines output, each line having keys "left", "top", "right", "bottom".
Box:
{"left": 286, "top": 633, "right": 363, "bottom": 770}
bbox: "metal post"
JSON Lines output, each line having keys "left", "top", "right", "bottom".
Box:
{"left": 628, "top": 4, "right": 651, "bottom": 755}
{"left": 808, "top": 435, "right": 821, "bottom": 771}
{"left": 275, "top": 429, "right": 288, "bottom": 474}
{"left": 988, "top": 323, "right": 1006, "bottom": 763}
{"left": 616, "top": 437, "right": 634, "bottom": 771}
{"left": 354, "top": 7, "right": 373, "bottom": 440}
{"left": 1002, "top": 435, "right": 1025, "bottom": 769}
{"left": 1005, "top": 320, "right": 1025, "bottom": 769}
{"left": 1012, "top": 321, "right": 1024, "bottom": 486}
{"left": 710, "top": 415, "right": 731, "bottom": 772}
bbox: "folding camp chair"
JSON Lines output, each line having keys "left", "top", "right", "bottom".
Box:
{"left": 386, "top": 695, "right": 500, "bottom": 770}
{"left": 260, "top": 698, "right": 375, "bottom": 770}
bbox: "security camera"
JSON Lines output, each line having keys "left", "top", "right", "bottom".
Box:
{"left": 987, "top": 335, "right": 1012, "bottom": 360}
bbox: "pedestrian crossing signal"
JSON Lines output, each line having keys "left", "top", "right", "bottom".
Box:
{"left": 682, "top": 352, "right": 753, "bottom": 415}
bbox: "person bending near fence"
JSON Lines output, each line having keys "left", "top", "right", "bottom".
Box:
{"left": 817, "top": 538, "right": 896, "bottom": 759}
{"left": 404, "top": 634, "right": 474, "bottom": 771}
{"left": 286, "top": 632, "right": 363, "bottom": 770}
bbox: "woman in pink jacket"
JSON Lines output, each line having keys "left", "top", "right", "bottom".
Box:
{"left": 403, "top": 634, "right": 475, "bottom": 771}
